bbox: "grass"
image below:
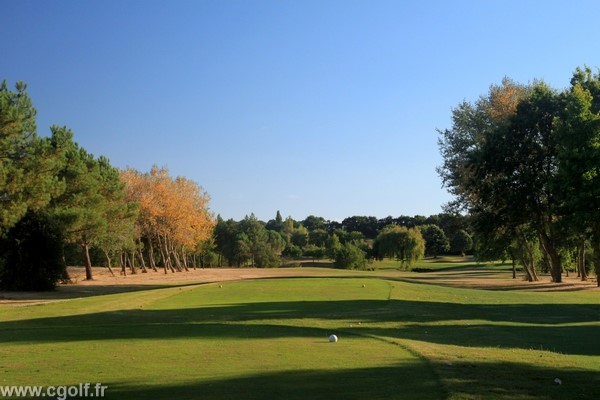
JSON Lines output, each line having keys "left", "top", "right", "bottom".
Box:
{"left": 371, "top": 256, "right": 494, "bottom": 271}
{"left": 0, "top": 272, "right": 598, "bottom": 399}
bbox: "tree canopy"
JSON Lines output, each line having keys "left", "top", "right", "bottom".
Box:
{"left": 438, "top": 67, "right": 600, "bottom": 285}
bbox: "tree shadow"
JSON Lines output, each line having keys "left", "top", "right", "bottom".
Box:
{"left": 0, "top": 282, "right": 211, "bottom": 301}
{"left": 91, "top": 359, "right": 598, "bottom": 400}
{"left": 1, "top": 298, "right": 598, "bottom": 355}
{"left": 102, "top": 362, "right": 442, "bottom": 400}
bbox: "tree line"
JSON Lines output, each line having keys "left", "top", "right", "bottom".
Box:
{"left": 7, "top": 67, "right": 598, "bottom": 288}
{"left": 438, "top": 66, "right": 600, "bottom": 285}
{"left": 0, "top": 80, "right": 471, "bottom": 291}
{"left": 0, "top": 81, "right": 215, "bottom": 290}
{"left": 205, "top": 212, "right": 473, "bottom": 270}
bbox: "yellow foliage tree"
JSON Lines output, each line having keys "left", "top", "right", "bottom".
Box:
{"left": 120, "top": 166, "right": 215, "bottom": 273}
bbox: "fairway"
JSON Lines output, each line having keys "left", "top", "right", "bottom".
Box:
{"left": 0, "top": 272, "right": 599, "bottom": 400}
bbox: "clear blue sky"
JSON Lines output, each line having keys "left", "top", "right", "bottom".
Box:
{"left": 3, "top": 0, "right": 600, "bottom": 222}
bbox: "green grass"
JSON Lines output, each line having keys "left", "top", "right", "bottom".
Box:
{"left": 372, "top": 256, "right": 492, "bottom": 271}
{"left": 0, "top": 274, "right": 598, "bottom": 399}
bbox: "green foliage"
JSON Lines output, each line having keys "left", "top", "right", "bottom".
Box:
{"left": 334, "top": 242, "right": 367, "bottom": 270}
{"left": 341, "top": 216, "right": 379, "bottom": 239}
{"left": 0, "top": 212, "right": 66, "bottom": 290}
{"left": 301, "top": 215, "right": 327, "bottom": 231}
{"left": 450, "top": 229, "right": 473, "bottom": 256}
{"left": 214, "top": 217, "right": 240, "bottom": 266}
{"left": 304, "top": 244, "right": 325, "bottom": 261}
{"left": 326, "top": 233, "right": 342, "bottom": 259}
{"left": 290, "top": 225, "right": 308, "bottom": 248}
{"left": 375, "top": 225, "right": 425, "bottom": 268}
{"left": 419, "top": 224, "right": 450, "bottom": 257}
{"left": 215, "top": 214, "right": 282, "bottom": 267}
{"left": 0, "top": 81, "right": 65, "bottom": 235}
{"left": 437, "top": 71, "right": 600, "bottom": 282}
{"left": 282, "top": 243, "right": 303, "bottom": 258}
{"left": 308, "top": 228, "right": 328, "bottom": 247}
{"left": 48, "top": 131, "right": 136, "bottom": 279}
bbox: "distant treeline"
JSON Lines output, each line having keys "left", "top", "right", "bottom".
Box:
{"left": 206, "top": 212, "right": 473, "bottom": 270}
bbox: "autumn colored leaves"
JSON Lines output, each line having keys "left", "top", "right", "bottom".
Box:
{"left": 120, "top": 166, "right": 215, "bottom": 274}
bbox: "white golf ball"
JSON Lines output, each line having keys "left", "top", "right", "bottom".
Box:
{"left": 329, "top": 334, "right": 338, "bottom": 343}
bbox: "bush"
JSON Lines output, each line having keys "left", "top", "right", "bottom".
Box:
{"left": 334, "top": 243, "right": 367, "bottom": 270}
{"left": 0, "top": 212, "right": 66, "bottom": 291}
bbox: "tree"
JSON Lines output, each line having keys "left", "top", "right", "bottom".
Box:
{"left": 94, "top": 161, "right": 139, "bottom": 276}
{"left": 334, "top": 242, "right": 367, "bottom": 270}
{"left": 555, "top": 68, "right": 600, "bottom": 286}
{"left": 304, "top": 244, "right": 326, "bottom": 263}
{"left": 281, "top": 216, "right": 295, "bottom": 243}
{"left": 290, "top": 225, "right": 309, "bottom": 248}
{"left": 50, "top": 132, "right": 116, "bottom": 280}
{"left": 239, "top": 214, "right": 269, "bottom": 267}
{"left": 437, "top": 78, "right": 529, "bottom": 214}
{"left": 420, "top": 224, "right": 450, "bottom": 258}
{"left": 438, "top": 78, "right": 566, "bottom": 282}
{"left": 308, "top": 229, "right": 329, "bottom": 247}
{"left": 342, "top": 216, "right": 379, "bottom": 239}
{"left": 451, "top": 229, "right": 473, "bottom": 256}
{"left": 265, "top": 210, "right": 284, "bottom": 232}
{"left": 302, "top": 215, "right": 327, "bottom": 231}
{"left": 214, "top": 217, "right": 240, "bottom": 266}
{"left": 0, "top": 81, "right": 65, "bottom": 235}
{"left": 375, "top": 225, "right": 425, "bottom": 268}
{"left": 121, "top": 166, "right": 215, "bottom": 273}
{"left": 326, "top": 233, "right": 342, "bottom": 260}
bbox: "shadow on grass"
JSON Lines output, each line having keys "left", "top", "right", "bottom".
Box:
{"left": 431, "top": 359, "right": 600, "bottom": 400}
{"left": 93, "top": 359, "right": 599, "bottom": 400}
{"left": 0, "top": 282, "right": 216, "bottom": 301}
{"left": 103, "top": 362, "right": 442, "bottom": 400}
{"left": 1, "top": 298, "right": 598, "bottom": 355}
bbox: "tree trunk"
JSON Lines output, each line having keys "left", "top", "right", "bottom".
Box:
{"left": 128, "top": 251, "right": 137, "bottom": 274}
{"left": 81, "top": 242, "right": 93, "bottom": 280}
{"left": 592, "top": 232, "right": 600, "bottom": 288}
{"left": 539, "top": 231, "right": 562, "bottom": 283}
{"left": 161, "top": 235, "right": 175, "bottom": 273}
{"left": 511, "top": 256, "right": 516, "bottom": 279}
{"left": 137, "top": 248, "right": 147, "bottom": 273}
{"left": 169, "top": 239, "right": 183, "bottom": 271}
{"left": 168, "top": 244, "right": 180, "bottom": 272}
{"left": 147, "top": 237, "right": 157, "bottom": 271}
{"left": 120, "top": 252, "right": 127, "bottom": 276}
{"left": 578, "top": 238, "right": 587, "bottom": 281}
{"left": 516, "top": 229, "right": 538, "bottom": 282}
{"left": 136, "top": 238, "right": 147, "bottom": 273}
{"left": 181, "top": 248, "right": 187, "bottom": 270}
{"left": 101, "top": 249, "right": 116, "bottom": 277}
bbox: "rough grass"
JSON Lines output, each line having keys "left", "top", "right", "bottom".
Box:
{"left": 0, "top": 271, "right": 598, "bottom": 399}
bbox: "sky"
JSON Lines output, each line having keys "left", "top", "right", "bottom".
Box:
{"left": 3, "top": 0, "right": 600, "bottom": 222}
